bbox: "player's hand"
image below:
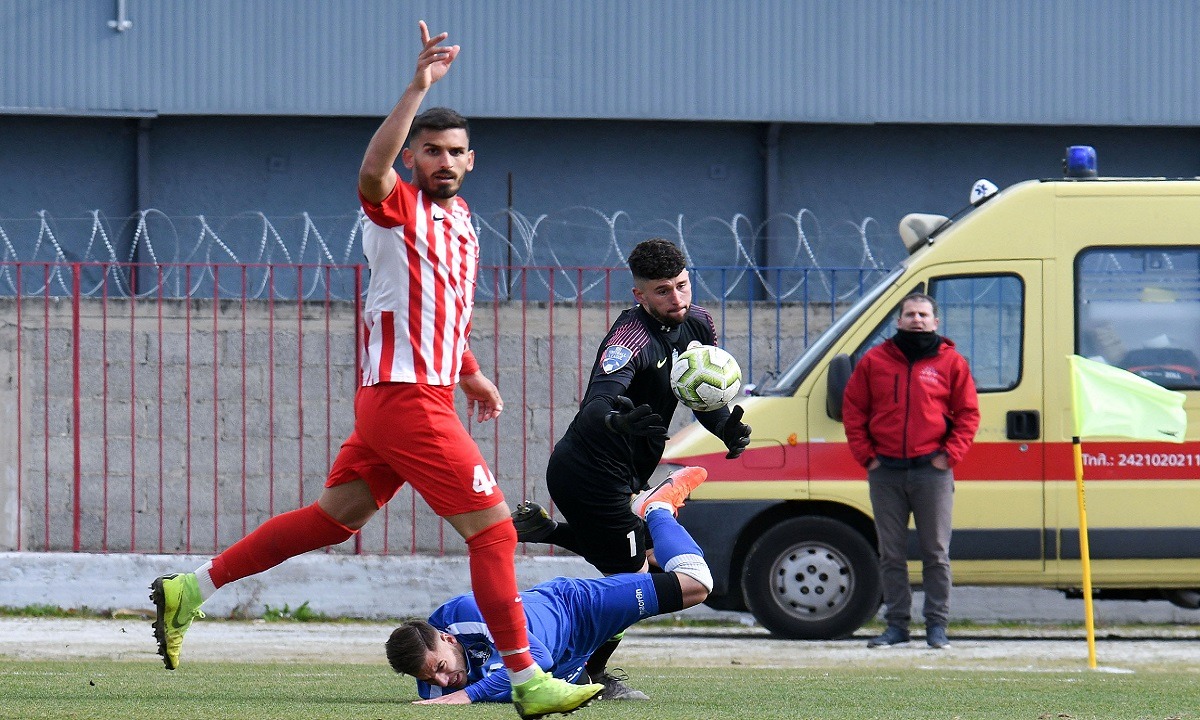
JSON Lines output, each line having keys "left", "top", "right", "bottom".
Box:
{"left": 459, "top": 371, "right": 503, "bottom": 422}
{"left": 605, "top": 396, "right": 668, "bottom": 439}
{"left": 414, "top": 690, "right": 471, "bottom": 704}
{"left": 413, "top": 20, "right": 460, "bottom": 91}
{"left": 717, "top": 405, "right": 751, "bottom": 459}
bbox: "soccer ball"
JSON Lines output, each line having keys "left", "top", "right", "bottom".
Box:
{"left": 670, "top": 345, "right": 742, "bottom": 412}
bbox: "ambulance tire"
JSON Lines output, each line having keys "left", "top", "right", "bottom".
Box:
{"left": 742, "top": 516, "right": 881, "bottom": 640}
{"left": 1164, "top": 589, "right": 1200, "bottom": 610}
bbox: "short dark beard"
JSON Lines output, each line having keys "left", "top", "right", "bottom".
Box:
{"left": 643, "top": 303, "right": 687, "bottom": 328}
{"left": 420, "top": 175, "right": 461, "bottom": 200}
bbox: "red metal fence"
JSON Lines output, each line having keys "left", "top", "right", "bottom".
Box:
{"left": 0, "top": 261, "right": 882, "bottom": 556}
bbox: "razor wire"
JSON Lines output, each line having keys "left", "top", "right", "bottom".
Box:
{"left": 0, "top": 207, "right": 903, "bottom": 301}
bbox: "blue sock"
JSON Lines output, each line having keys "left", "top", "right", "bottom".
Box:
{"left": 645, "top": 507, "right": 704, "bottom": 566}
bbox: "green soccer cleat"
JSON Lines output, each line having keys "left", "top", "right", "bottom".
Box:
{"left": 149, "top": 572, "right": 205, "bottom": 670}
{"left": 511, "top": 668, "right": 603, "bottom": 720}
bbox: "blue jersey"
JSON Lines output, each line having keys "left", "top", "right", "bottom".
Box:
{"left": 417, "top": 574, "right": 661, "bottom": 703}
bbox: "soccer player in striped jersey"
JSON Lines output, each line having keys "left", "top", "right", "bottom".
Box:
{"left": 386, "top": 473, "right": 712, "bottom": 706}
{"left": 150, "top": 21, "right": 603, "bottom": 719}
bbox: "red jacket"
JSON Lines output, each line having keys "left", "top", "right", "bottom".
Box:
{"left": 842, "top": 337, "right": 980, "bottom": 468}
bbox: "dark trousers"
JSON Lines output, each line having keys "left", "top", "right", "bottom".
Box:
{"left": 867, "top": 463, "right": 954, "bottom": 629}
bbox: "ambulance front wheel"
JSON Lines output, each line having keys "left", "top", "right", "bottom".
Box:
{"left": 741, "top": 516, "right": 882, "bottom": 640}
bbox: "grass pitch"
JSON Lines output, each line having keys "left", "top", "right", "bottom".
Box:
{"left": 1, "top": 660, "right": 1197, "bottom": 720}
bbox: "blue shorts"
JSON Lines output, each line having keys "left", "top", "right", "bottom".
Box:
{"left": 522, "top": 574, "right": 662, "bottom": 667}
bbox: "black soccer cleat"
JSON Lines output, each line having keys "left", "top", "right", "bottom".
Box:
{"left": 596, "top": 669, "right": 650, "bottom": 701}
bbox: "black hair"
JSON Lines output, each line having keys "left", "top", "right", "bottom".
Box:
{"left": 627, "top": 238, "right": 686, "bottom": 281}
{"left": 385, "top": 619, "right": 440, "bottom": 676}
{"left": 408, "top": 107, "right": 470, "bottom": 145}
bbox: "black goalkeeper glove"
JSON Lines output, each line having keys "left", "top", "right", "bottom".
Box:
{"left": 717, "top": 405, "right": 751, "bottom": 459}
{"left": 604, "top": 396, "right": 668, "bottom": 439}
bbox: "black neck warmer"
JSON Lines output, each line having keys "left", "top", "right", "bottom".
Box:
{"left": 892, "top": 329, "right": 942, "bottom": 363}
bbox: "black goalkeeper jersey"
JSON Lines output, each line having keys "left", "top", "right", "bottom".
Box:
{"left": 552, "top": 303, "right": 730, "bottom": 492}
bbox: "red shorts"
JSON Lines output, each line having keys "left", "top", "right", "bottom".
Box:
{"left": 325, "top": 382, "right": 505, "bottom": 517}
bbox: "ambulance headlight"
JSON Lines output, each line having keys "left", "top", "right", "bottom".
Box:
{"left": 1064, "top": 145, "right": 1098, "bottom": 178}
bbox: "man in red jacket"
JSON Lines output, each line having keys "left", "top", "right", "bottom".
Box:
{"left": 842, "top": 292, "right": 979, "bottom": 650}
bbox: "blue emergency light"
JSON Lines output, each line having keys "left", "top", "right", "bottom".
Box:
{"left": 1064, "top": 145, "right": 1098, "bottom": 178}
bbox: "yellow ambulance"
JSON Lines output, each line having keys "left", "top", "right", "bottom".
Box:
{"left": 664, "top": 147, "right": 1200, "bottom": 638}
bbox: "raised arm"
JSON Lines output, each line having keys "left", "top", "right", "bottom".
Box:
{"left": 358, "top": 20, "right": 460, "bottom": 204}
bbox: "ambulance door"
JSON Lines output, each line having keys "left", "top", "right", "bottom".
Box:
{"left": 829, "top": 265, "right": 1047, "bottom": 579}
{"left": 928, "top": 266, "right": 1046, "bottom": 579}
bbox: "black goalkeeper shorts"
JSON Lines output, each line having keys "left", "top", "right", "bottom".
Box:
{"left": 545, "top": 450, "right": 650, "bottom": 575}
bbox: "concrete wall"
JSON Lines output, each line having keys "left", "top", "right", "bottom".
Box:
{"left": 3, "top": 551, "right": 1195, "bottom": 625}
{"left": 0, "top": 295, "right": 833, "bottom": 554}
{"left": 0, "top": 328, "right": 16, "bottom": 551}
{"left": 0, "top": 552, "right": 606, "bottom": 621}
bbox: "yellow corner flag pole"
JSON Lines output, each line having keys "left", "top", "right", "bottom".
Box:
{"left": 1066, "top": 354, "right": 1187, "bottom": 670}
{"left": 1067, "top": 361, "right": 1098, "bottom": 669}
{"left": 1070, "top": 436, "right": 1098, "bottom": 670}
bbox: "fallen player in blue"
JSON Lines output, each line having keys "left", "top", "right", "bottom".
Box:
{"left": 385, "top": 472, "right": 712, "bottom": 715}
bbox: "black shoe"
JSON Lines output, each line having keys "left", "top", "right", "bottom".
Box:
{"left": 596, "top": 669, "right": 650, "bottom": 701}
{"left": 512, "top": 501, "right": 558, "bottom": 543}
{"left": 866, "top": 625, "right": 910, "bottom": 648}
{"left": 926, "top": 624, "right": 951, "bottom": 649}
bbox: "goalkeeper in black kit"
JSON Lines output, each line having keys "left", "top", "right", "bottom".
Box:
{"left": 513, "top": 238, "right": 751, "bottom": 700}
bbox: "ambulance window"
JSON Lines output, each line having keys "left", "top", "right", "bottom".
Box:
{"left": 851, "top": 301, "right": 909, "bottom": 365}
{"left": 850, "top": 276, "right": 1024, "bottom": 392}
{"left": 931, "top": 276, "right": 1023, "bottom": 392}
{"left": 1076, "top": 248, "right": 1200, "bottom": 390}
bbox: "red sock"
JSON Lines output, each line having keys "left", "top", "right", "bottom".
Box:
{"left": 209, "top": 502, "right": 355, "bottom": 588}
{"left": 466, "top": 519, "right": 533, "bottom": 673}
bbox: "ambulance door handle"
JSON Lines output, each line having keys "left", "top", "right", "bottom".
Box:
{"left": 1006, "top": 410, "right": 1040, "bottom": 440}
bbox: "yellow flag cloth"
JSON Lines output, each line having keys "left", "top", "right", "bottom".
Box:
{"left": 1068, "top": 355, "right": 1186, "bottom": 442}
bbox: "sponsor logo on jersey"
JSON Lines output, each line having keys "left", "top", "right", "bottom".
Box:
{"left": 601, "top": 345, "right": 634, "bottom": 374}
{"left": 466, "top": 643, "right": 493, "bottom": 662}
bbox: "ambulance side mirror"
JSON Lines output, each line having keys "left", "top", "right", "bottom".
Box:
{"left": 826, "top": 354, "right": 853, "bottom": 421}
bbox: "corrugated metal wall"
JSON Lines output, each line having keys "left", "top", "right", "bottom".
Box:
{"left": 3, "top": 0, "right": 1199, "bottom": 125}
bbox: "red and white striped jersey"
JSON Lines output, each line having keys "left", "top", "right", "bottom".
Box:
{"left": 358, "top": 180, "right": 478, "bottom": 386}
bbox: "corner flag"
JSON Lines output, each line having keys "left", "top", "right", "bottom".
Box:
{"left": 1066, "top": 354, "right": 1188, "bottom": 670}
{"left": 1067, "top": 355, "right": 1186, "bottom": 442}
